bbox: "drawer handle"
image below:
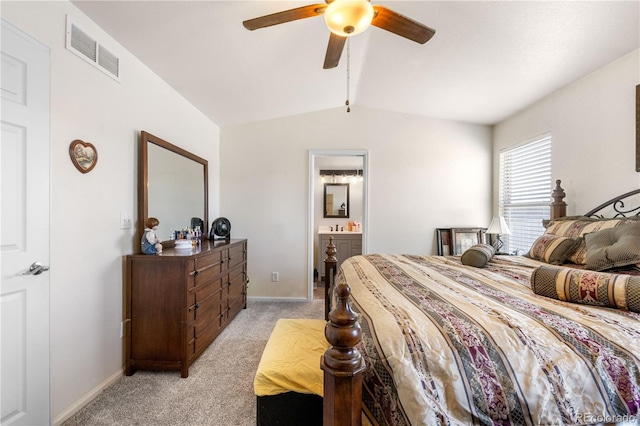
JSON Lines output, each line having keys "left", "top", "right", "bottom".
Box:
{"left": 194, "top": 270, "right": 199, "bottom": 276}
{"left": 227, "top": 282, "right": 231, "bottom": 287}
{"left": 221, "top": 259, "right": 225, "bottom": 264}
{"left": 194, "top": 302, "right": 200, "bottom": 309}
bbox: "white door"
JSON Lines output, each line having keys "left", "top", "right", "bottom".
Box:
{"left": 1, "top": 20, "right": 51, "bottom": 426}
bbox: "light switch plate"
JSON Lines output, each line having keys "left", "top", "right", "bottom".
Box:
{"left": 120, "top": 212, "right": 132, "bottom": 229}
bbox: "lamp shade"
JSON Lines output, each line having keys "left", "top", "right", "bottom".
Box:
{"left": 486, "top": 216, "right": 511, "bottom": 235}
{"left": 324, "top": 0, "right": 374, "bottom": 37}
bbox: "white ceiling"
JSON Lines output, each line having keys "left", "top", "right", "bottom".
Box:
{"left": 72, "top": 1, "right": 639, "bottom": 128}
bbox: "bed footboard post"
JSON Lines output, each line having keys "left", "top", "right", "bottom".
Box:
{"left": 321, "top": 282, "right": 366, "bottom": 426}
{"left": 550, "top": 179, "right": 567, "bottom": 219}
{"left": 324, "top": 236, "right": 338, "bottom": 321}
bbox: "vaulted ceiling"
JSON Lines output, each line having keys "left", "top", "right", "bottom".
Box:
{"left": 72, "top": 1, "right": 639, "bottom": 128}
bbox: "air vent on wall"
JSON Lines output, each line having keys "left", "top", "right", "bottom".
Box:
{"left": 65, "top": 16, "right": 120, "bottom": 82}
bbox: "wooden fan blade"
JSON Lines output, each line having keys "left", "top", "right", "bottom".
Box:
{"left": 243, "top": 4, "right": 327, "bottom": 30}
{"left": 323, "top": 33, "right": 347, "bottom": 69}
{"left": 371, "top": 6, "right": 435, "bottom": 44}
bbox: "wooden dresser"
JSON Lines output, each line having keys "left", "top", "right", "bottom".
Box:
{"left": 125, "top": 239, "right": 247, "bottom": 377}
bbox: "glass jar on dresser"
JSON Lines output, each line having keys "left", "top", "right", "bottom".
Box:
{"left": 124, "top": 239, "right": 247, "bottom": 378}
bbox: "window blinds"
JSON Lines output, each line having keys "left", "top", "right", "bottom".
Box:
{"left": 499, "top": 135, "right": 552, "bottom": 254}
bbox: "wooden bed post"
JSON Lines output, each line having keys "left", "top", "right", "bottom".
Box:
{"left": 550, "top": 179, "right": 567, "bottom": 219}
{"left": 324, "top": 236, "right": 337, "bottom": 321}
{"left": 321, "top": 282, "right": 366, "bottom": 426}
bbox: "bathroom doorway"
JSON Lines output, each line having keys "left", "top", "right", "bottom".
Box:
{"left": 308, "top": 150, "right": 368, "bottom": 300}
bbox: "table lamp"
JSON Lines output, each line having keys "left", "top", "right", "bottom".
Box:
{"left": 486, "top": 216, "right": 511, "bottom": 253}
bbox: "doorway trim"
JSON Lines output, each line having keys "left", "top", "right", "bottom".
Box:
{"left": 308, "top": 150, "right": 369, "bottom": 300}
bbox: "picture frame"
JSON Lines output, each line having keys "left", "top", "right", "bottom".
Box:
{"left": 69, "top": 139, "right": 98, "bottom": 174}
{"left": 450, "top": 228, "right": 486, "bottom": 255}
{"left": 436, "top": 228, "right": 452, "bottom": 256}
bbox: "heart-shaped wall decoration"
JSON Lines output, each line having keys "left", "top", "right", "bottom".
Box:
{"left": 69, "top": 139, "right": 98, "bottom": 173}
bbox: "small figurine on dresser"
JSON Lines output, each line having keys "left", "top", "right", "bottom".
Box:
{"left": 141, "top": 217, "right": 163, "bottom": 254}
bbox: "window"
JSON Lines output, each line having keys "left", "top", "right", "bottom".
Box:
{"left": 498, "top": 134, "right": 552, "bottom": 254}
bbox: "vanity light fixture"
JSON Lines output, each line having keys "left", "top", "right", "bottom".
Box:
{"left": 320, "top": 169, "right": 364, "bottom": 182}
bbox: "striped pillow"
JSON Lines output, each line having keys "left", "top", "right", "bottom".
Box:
{"left": 525, "top": 235, "right": 581, "bottom": 265}
{"left": 461, "top": 244, "right": 495, "bottom": 268}
{"left": 531, "top": 265, "right": 640, "bottom": 312}
{"left": 584, "top": 222, "right": 640, "bottom": 271}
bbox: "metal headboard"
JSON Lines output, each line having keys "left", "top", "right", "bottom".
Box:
{"left": 584, "top": 188, "right": 640, "bottom": 218}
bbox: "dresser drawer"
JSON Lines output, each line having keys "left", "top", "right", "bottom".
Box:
{"left": 186, "top": 259, "right": 196, "bottom": 289}
{"left": 227, "top": 244, "right": 246, "bottom": 269}
{"left": 187, "top": 301, "right": 197, "bottom": 324}
{"left": 195, "top": 276, "right": 222, "bottom": 301}
{"left": 221, "top": 265, "right": 245, "bottom": 298}
{"left": 194, "top": 291, "right": 220, "bottom": 325}
{"left": 187, "top": 288, "right": 196, "bottom": 310}
{"left": 228, "top": 292, "right": 245, "bottom": 322}
{"left": 195, "top": 318, "right": 218, "bottom": 353}
{"left": 196, "top": 250, "right": 221, "bottom": 269}
{"left": 228, "top": 271, "right": 246, "bottom": 301}
{"left": 187, "top": 336, "right": 196, "bottom": 359}
{"left": 194, "top": 257, "right": 222, "bottom": 286}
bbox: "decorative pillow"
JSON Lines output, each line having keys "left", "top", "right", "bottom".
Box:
{"left": 584, "top": 222, "right": 640, "bottom": 271}
{"left": 544, "top": 217, "right": 640, "bottom": 264}
{"left": 461, "top": 244, "right": 495, "bottom": 268}
{"left": 531, "top": 265, "right": 640, "bottom": 313}
{"left": 525, "top": 235, "right": 581, "bottom": 265}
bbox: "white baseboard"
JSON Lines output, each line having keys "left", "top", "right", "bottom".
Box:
{"left": 52, "top": 368, "right": 124, "bottom": 426}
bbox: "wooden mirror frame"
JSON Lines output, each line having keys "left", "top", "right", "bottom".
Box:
{"left": 138, "top": 131, "right": 208, "bottom": 248}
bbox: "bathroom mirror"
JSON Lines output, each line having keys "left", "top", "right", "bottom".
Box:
{"left": 138, "top": 131, "right": 208, "bottom": 248}
{"left": 324, "top": 183, "right": 349, "bottom": 218}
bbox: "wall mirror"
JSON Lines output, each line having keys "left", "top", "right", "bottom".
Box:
{"left": 324, "top": 183, "right": 349, "bottom": 218}
{"left": 138, "top": 131, "right": 208, "bottom": 248}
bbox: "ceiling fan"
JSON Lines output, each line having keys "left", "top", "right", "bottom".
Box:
{"left": 242, "top": 0, "right": 436, "bottom": 69}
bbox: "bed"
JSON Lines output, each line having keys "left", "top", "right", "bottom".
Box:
{"left": 320, "top": 181, "right": 640, "bottom": 426}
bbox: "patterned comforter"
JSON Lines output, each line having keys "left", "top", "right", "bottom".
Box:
{"left": 335, "top": 254, "right": 640, "bottom": 426}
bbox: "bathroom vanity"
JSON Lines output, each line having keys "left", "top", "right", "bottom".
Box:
{"left": 318, "top": 229, "right": 362, "bottom": 280}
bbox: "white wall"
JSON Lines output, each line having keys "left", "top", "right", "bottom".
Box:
{"left": 2, "top": 2, "right": 220, "bottom": 423}
{"left": 221, "top": 106, "right": 492, "bottom": 299}
{"left": 494, "top": 49, "right": 640, "bottom": 215}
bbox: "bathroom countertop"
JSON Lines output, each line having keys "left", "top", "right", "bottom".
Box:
{"left": 318, "top": 226, "right": 362, "bottom": 235}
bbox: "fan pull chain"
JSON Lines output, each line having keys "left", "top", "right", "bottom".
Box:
{"left": 346, "top": 37, "right": 351, "bottom": 113}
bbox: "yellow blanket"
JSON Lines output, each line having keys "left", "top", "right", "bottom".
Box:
{"left": 254, "top": 318, "right": 329, "bottom": 397}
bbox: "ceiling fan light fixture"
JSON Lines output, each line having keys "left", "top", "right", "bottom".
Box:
{"left": 324, "top": 0, "right": 374, "bottom": 37}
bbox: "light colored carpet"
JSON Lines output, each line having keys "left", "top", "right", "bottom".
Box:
{"left": 62, "top": 299, "right": 324, "bottom": 426}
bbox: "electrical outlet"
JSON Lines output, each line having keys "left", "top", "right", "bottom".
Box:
{"left": 271, "top": 272, "right": 279, "bottom": 282}
{"left": 120, "top": 212, "right": 132, "bottom": 229}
